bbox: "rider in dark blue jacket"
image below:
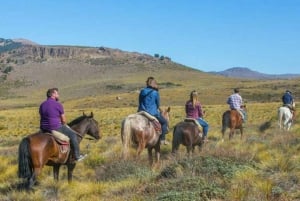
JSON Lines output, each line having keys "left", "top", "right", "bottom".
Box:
{"left": 138, "top": 77, "right": 169, "bottom": 145}
{"left": 282, "top": 90, "right": 294, "bottom": 110}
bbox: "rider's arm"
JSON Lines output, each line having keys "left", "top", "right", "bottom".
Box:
{"left": 60, "top": 114, "right": 67, "bottom": 125}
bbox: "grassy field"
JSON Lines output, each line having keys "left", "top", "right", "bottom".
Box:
{"left": 0, "top": 98, "right": 299, "bottom": 200}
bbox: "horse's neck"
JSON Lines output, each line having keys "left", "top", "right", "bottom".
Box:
{"left": 70, "top": 122, "right": 88, "bottom": 138}
{"left": 161, "top": 111, "right": 169, "bottom": 122}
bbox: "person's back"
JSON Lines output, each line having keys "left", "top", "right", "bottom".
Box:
{"left": 40, "top": 95, "right": 63, "bottom": 132}
{"left": 138, "top": 86, "right": 159, "bottom": 116}
{"left": 227, "top": 89, "right": 242, "bottom": 110}
{"left": 39, "top": 88, "right": 86, "bottom": 162}
{"left": 227, "top": 88, "right": 246, "bottom": 122}
{"left": 282, "top": 90, "right": 294, "bottom": 106}
{"left": 185, "top": 90, "right": 209, "bottom": 141}
{"left": 138, "top": 77, "right": 169, "bottom": 145}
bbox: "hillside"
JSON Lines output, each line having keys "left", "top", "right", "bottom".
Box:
{"left": 208, "top": 67, "right": 300, "bottom": 79}
{"left": 0, "top": 38, "right": 299, "bottom": 109}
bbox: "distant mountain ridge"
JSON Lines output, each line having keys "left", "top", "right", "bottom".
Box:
{"left": 208, "top": 67, "right": 300, "bottom": 79}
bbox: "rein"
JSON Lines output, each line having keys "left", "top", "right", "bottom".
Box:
{"left": 75, "top": 131, "right": 84, "bottom": 139}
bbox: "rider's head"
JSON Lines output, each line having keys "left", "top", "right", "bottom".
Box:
{"left": 190, "top": 90, "right": 198, "bottom": 107}
{"left": 146, "top": 76, "right": 158, "bottom": 90}
{"left": 46, "top": 88, "right": 59, "bottom": 101}
{"left": 234, "top": 88, "right": 240, "bottom": 93}
{"left": 286, "top": 90, "right": 292, "bottom": 94}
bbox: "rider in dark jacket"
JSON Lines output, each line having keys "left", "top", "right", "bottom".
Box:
{"left": 282, "top": 90, "right": 294, "bottom": 110}
{"left": 282, "top": 90, "right": 295, "bottom": 120}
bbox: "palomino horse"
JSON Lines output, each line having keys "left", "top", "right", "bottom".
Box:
{"left": 121, "top": 107, "right": 170, "bottom": 165}
{"left": 278, "top": 106, "right": 294, "bottom": 130}
{"left": 221, "top": 109, "right": 244, "bottom": 140}
{"left": 18, "top": 112, "right": 100, "bottom": 190}
{"left": 172, "top": 120, "right": 203, "bottom": 157}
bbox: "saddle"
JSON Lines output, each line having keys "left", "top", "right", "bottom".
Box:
{"left": 231, "top": 109, "right": 245, "bottom": 122}
{"left": 184, "top": 118, "right": 202, "bottom": 132}
{"left": 138, "top": 111, "right": 162, "bottom": 134}
{"left": 45, "top": 131, "right": 71, "bottom": 164}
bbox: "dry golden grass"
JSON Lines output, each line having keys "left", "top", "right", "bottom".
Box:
{"left": 0, "top": 99, "right": 299, "bottom": 200}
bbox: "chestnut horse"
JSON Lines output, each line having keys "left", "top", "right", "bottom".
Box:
{"left": 18, "top": 112, "right": 100, "bottom": 190}
{"left": 221, "top": 109, "right": 244, "bottom": 140}
{"left": 121, "top": 107, "right": 170, "bottom": 165}
{"left": 172, "top": 121, "right": 203, "bottom": 157}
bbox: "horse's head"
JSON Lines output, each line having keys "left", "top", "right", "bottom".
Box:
{"left": 84, "top": 112, "right": 101, "bottom": 140}
{"left": 69, "top": 112, "right": 101, "bottom": 140}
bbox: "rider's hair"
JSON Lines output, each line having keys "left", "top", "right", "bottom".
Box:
{"left": 146, "top": 76, "right": 158, "bottom": 90}
{"left": 190, "top": 90, "right": 198, "bottom": 108}
{"left": 234, "top": 88, "right": 239, "bottom": 93}
{"left": 46, "top": 88, "right": 58, "bottom": 98}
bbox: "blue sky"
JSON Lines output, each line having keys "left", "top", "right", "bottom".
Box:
{"left": 2, "top": 0, "right": 300, "bottom": 74}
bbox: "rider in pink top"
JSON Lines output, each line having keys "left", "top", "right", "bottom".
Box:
{"left": 185, "top": 90, "right": 209, "bottom": 141}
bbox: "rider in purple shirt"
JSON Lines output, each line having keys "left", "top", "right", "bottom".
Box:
{"left": 185, "top": 90, "right": 209, "bottom": 141}
{"left": 39, "top": 88, "right": 86, "bottom": 162}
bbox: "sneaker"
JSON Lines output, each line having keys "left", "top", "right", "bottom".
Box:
{"left": 76, "top": 154, "right": 87, "bottom": 162}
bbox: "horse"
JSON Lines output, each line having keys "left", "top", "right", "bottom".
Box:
{"left": 278, "top": 106, "right": 294, "bottom": 130}
{"left": 121, "top": 107, "right": 170, "bottom": 165}
{"left": 18, "top": 112, "right": 101, "bottom": 190}
{"left": 172, "top": 120, "right": 203, "bottom": 157}
{"left": 221, "top": 109, "right": 244, "bottom": 140}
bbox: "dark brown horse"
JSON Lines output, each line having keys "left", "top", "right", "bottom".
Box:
{"left": 172, "top": 120, "right": 203, "bottom": 156}
{"left": 221, "top": 109, "right": 243, "bottom": 140}
{"left": 121, "top": 107, "right": 170, "bottom": 165}
{"left": 18, "top": 112, "right": 100, "bottom": 190}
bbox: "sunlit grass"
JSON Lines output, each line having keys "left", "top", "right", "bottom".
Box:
{"left": 0, "top": 101, "right": 300, "bottom": 200}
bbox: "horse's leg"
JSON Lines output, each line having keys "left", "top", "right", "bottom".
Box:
{"left": 154, "top": 141, "right": 160, "bottom": 163}
{"left": 136, "top": 137, "right": 145, "bottom": 159}
{"left": 53, "top": 164, "right": 61, "bottom": 181}
{"left": 28, "top": 153, "right": 45, "bottom": 188}
{"left": 28, "top": 167, "right": 42, "bottom": 188}
{"left": 186, "top": 146, "right": 192, "bottom": 158}
{"left": 229, "top": 128, "right": 234, "bottom": 140}
{"left": 240, "top": 126, "right": 243, "bottom": 140}
{"left": 147, "top": 147, "right": 153, "bottom": 165}
{"left": 67, "top": 163, "right": 76, "bottom": 183}
{"left": 221, "top": 127, "right": 226, "bottom": 141}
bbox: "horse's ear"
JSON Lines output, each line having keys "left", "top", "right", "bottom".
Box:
{"left": 167, "top": 106, "right": 171, "bottom": 112}
{"left": 83, "top": 111, "right": 86, "bottom": 116}
{"left": 90, "top": 112, "right": 94, "bottom": 118}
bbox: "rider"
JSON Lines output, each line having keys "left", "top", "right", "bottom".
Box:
{"left": 185, "top": 90, "right": 209, "bottom": 142}
{"left": 227, "top": 88, "right": 246, "bottom": 122}
{"left": 39, "top": 88, "right": 86, "bottom": 162}
{"left": 282, "top": 90, "right": 295, "bottom": 110}
{"left": 138, "top": 76, "right": 169, "bottom": 145}
{"left": 282, "top": 89, "right": 295, "bottom": 119}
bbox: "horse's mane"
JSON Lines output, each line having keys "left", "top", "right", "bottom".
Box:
{"left": 68, "top": 115, "right": 88, "bottom": 127}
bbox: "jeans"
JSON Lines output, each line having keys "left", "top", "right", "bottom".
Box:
{"left": 57, "top": 125, "right": 80, "bottom": 159}
{"left": 154, "top": 114, "right": 168, "bottom": 140}
{"left": 197, "top": 118, "right": 209, "bottom": 137}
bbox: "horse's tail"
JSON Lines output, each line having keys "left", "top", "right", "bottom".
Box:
{"left": 18, "top": 137, "right": 33, "bottom": 179}
{"left": 121, "top": 117, "right": 132, "bottom": 159}
{"left": 221, "top": 111, "right": 229, "bottom": 134}
{"left": 172, "top": 124, "right": 181, "bottom": 154}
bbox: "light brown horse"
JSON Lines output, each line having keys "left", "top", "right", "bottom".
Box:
{"left": 121, "top": 107, "right": 170, "bottom": 165}
{"left": 18, "top": 112, "right": 100, "bottom": 190}
{"left": 221, "top": 109, "right": 244, "bottom": 140}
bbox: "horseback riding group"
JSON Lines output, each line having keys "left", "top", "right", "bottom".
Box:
{"left": 17, "top": 76, "right": 296, "bottom": 189}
